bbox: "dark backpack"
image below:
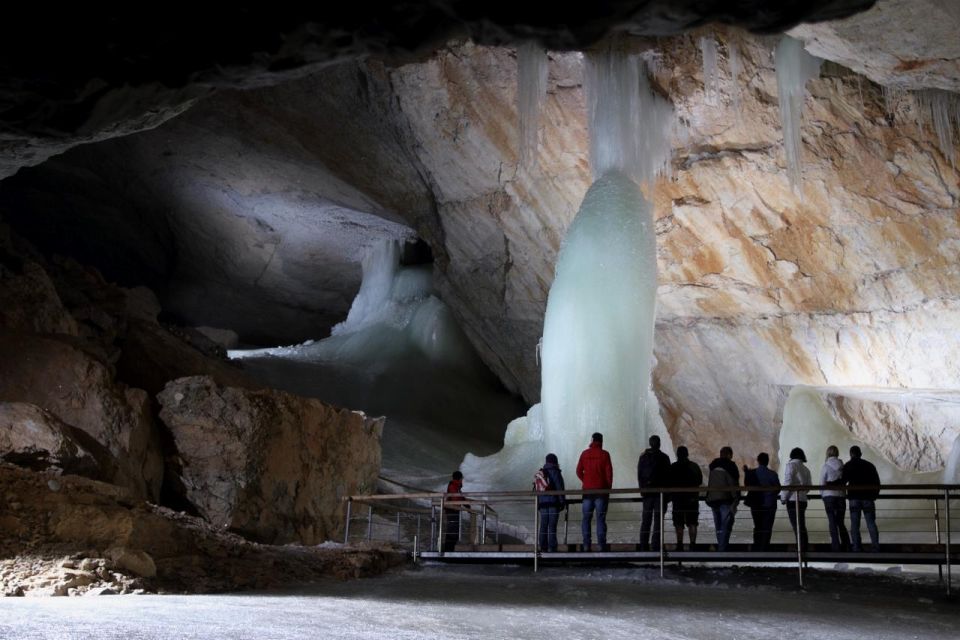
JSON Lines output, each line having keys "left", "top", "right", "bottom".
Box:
{"left": 705, "top": 467, "right": 735, "bottom": 505}
{"left": 638, "top": 452, "right": 659, "bottom": 488}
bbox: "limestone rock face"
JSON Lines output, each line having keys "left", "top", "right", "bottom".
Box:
{"left": 0, "top": 333, "right": 163, "bottom": 500}
{"left": 157, "top": 376, "right": 383, "bottom": 545}
{"left": 790, "top": 0, "right": 960, "bottom": 91}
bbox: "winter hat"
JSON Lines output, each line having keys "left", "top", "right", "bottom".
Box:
{"left": 545, "top": 453, "right": 559, "bottom": 464}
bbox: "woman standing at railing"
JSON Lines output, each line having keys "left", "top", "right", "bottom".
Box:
{"left": 781, "top": 448, "right": 811, "bottom": 551}
{"left": 821, "top": 445, "right": 851, "bottom": 551}
{"left": 537, "top": 453, "right": 566, "bottom": 553}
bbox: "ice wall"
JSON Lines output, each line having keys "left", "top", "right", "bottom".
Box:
{"left": 779, "top": 386, "right": 951, "bottom": 537}
{"left": 775, "top": 36, "right": 822, "bottom": 192}
{"left": 517, "top": 43, "right": 548, "bottom": 169}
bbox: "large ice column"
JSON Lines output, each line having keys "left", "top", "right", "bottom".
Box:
{"left": 540, "top": 171, "right": 668, "bottom": 484}
{"left": 775, "top": 36, "right": 822, "bottom": 192}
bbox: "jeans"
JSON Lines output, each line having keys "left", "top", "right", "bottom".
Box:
{"left": 539, "top": 506, "right": 560, "bottom": 552}
{"left": 640, "top": 495, "right": 663, "bottom": 549}
{"left": 750, "top": 506, "right": 777, "bottom": 550}
{"left": 710, "top": 503, "right": 735, "bottom": 551}
{"left": 443, "top": 509, "right": 461, "bottom": 552}
{"left": 823, "top": 496, "right": 851, "bottom": 551}
{"left": 786, "top": 501, "right": 808, "bottom": 550}
{"left": 581, "top": 495, "right": 608, "bottom": 549}
{"left": 849, "top": 499, "right": 879, "bottom": 551}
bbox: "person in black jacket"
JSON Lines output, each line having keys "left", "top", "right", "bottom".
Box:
{"left": 668, "top": 446, "right": 703, "bottom": 551}
{"left": 841, "top": 446, "right": 881, "bottom": 552}
{"left": 637, "top": 435, "right": 672, "bottom": 551}
{"left": 537, "top": 453, "right": 566, "bottom": 552}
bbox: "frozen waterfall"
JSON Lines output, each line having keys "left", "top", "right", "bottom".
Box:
{"left": 231, "top": 239, "right": 523, "bottom": 489}
{"left": 464, "top": 49, "right": 673, "bottom": 492}
{"left": 775, "top": 36, "right": 822, "bottom": 192}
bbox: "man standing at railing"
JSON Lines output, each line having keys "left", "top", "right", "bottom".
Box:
{"left": 841, "top": 446, "right": 881, "bottom": 552}
{"left": 638, "top": 435, "right": 671, "bottom": 551}
{"left": 706, "top": 446, "right": 740, "bottom": 551}
{"left": 743, "top": 452, "right": 780, "bottom": 551}
{"left": 576, "top": 432, "right": 613, "bottom": 551}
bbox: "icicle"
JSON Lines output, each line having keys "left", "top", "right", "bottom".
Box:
{"left": 700, "top": 35, "right": 719, "bottom": 106}
{"left": 517, "top": 42, "right": 548, "bottom": 169}
{"left": 584, "top": 48, "right": 674, "bottom": 186}
{"left": 775, "top": 36, "right": 823, "bottom": 192}
{"left": 728, "top": 37, "right": 743, "bottom": 122}
{"left": 882, "top": 85, "right": 906, "bottom": 119}
{"left": 914, "top": 89, "right": 959, "bottom": 168}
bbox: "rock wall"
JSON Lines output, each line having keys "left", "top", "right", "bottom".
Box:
{"left": 0, "top": 463, "right": 405, "bottom": 595}
{"left": 157, "top": 376, "right": 383, "bottom": 545}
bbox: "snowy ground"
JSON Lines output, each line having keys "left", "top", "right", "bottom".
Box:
{"left": 2, "top": 564, "right": 956, "bottom": 639}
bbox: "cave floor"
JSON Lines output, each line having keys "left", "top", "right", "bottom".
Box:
{"left": 2, "top": 564, "right": 957, "bottom": 639}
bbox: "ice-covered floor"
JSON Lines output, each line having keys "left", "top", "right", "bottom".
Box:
{"left": 3, "top": 565, "right": 956, "bottom": 639}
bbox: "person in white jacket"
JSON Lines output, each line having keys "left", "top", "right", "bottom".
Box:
{"left": 780, "top": 447, "right": 811, "bottom": 550}
{"left": 821, "top": 445, "right": 851, "bottom": 551}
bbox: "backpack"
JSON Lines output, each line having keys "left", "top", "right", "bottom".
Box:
{"left": 533, "top": 468, "right": 551, "bottom": 492}
{"left": 637, "top": 452, "right": 657, "bottom": 488}
{"left": 705, "top": 466, "right": 735, "bottom": 505}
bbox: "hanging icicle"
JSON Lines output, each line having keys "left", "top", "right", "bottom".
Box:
{"left": 517, "top": 42, "right": 548, "bottom": 169}
{"left": 914, "top": 89, "right": 960, "bottom": 168}
{"left": 775, "top": 36, "right": 823, "bottom": 193}
{"left": 700, "top": 35, "right": 719, "bottom": 107}
{"left": 584, "top": 47, "right": 674, "bottom": 186}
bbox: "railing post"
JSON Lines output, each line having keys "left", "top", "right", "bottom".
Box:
{"left": 495, "top": 513, "right": 500, "bottom": 544}
{"left": 659, "top": 490, "right": 665, "bottom": 578}
{"left": 438, "top": 496, "right": 445, "bottom": 555}
{"left": 413, "top": 535, "right": 419, "bottom": 564}
{"left": 396, "top": 511, "right": 402, "bottom": 544}
{"left": 935, "top": 496, "right": 943, "bottom": 582}
{"left": 533, "top": 494, "right": 540, "bottom": 573}
{"left": 344, "top": 498, "right": 352, "bottom": 545}
{"left": 795, "top": 497, "right": 804, "bottom": 589}
{"left": 430, "top": 505, "right": 437, "bottom": 552}
{"left": 367, "top": 505, "right": 373, "bottom": 541}
{"left": 945, "top": 488, "right": 952, "bottom": 596}
{"left": 564, "top": 504, "right": 569, "bottom": 548}
{"left": 481, "top": 503, "right": 488, "bottom": 545}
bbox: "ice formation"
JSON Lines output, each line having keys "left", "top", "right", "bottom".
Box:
{"left": 464, "top": 49, "right": 673, "bottom": 492}
{"left": 727, "top": 37, "right": 743, "bottom": 121}
{"left": 517, "top": 42, "right": 548, "bottom": 169}
{"left": 775, "top": 36, "right": 822, "bottom": 192}
{"left": 700, "top": 35, "right": 719, "bottom": 106}
{"left": 583, "top": 48, "right": 674, "bottom": 186}
{"left": 914, "top": 88, "right": 959, "bottom": 167}
{"left": 779, "top": 386, "right": 958, "bottom": 537}
{"left": 231, "top": 239, "right": 522, "bottom": 488}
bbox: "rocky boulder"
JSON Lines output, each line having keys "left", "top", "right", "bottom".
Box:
{"left": 157, "top": 376, "right": 383, "bottom": 545}
{"left": 0, "top": 332, "right": 163, "bottom": 500}
{"left": 0, "top": 402, "right": 117, "bottom": 481}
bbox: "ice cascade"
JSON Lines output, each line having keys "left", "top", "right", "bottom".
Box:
{"left": 775, "top": 36, "right": 822, "bottom": 192}
{"left": 464, "top": 49, "right": 673, "bottom": 491}
{"left": 517, "top": 43, "right": 548, "bottom": 168}
{"left": 700, "top": 35, "right": 719, "bottom": 106}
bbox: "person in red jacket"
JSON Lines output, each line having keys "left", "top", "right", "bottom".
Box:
{"left": 443, "top": 471, "right": 465, "bottom": 552}
{"left": 576, "top": 432, "right": 613, "bottom": 551}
